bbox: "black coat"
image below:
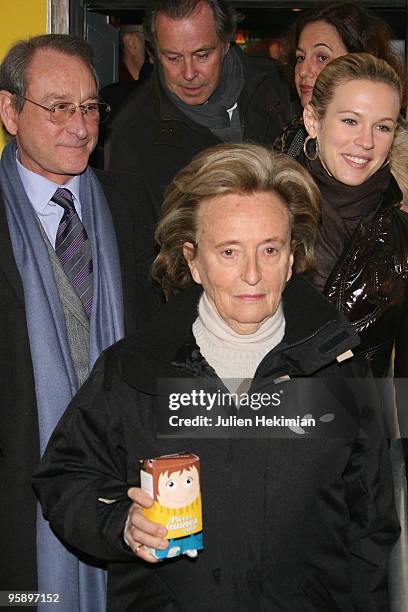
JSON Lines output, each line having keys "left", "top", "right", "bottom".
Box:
{"left": 0, "top": 169, "right": 161, "bottom": 595}
{"left": 34, "top": 276, "right": 399, "bottom": 612}
{"left": 106, "top": 50, "right": 294, "bottom": 216}
{"left": 310, "top": 174, "right": 408, "bottom": 378}
{"left": 325, "top": 177, "right": 408, "bottom": 378}
{"left": 278, "top": 138, "right": 408, "bottom": 378}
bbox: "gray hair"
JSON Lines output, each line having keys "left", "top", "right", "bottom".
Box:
{"left": 119, "top": 24, "right": 145, "bottom": 49}
{"left": 390, "top": 120, "right": 408, "bottom": 207}
{"left": 144, "top": 0, "right": 241, "bottom": 49}
{"left": 153, "top": 143, "right": 321, "bottom": 298}
{"left": 0, "top": 34, "right": 99, "bottom": 113}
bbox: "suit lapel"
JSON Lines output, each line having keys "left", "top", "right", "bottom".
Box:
{"left": 0, "top": 189, "right": 25, "bottom": 307}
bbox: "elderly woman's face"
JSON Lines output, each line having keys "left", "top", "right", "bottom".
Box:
{"left": 183, "top": 191, "right": 294, "bottom": 334}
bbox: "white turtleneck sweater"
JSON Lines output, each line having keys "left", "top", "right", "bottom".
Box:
{"left": 192, "top": 293, "right": 285, "bottom": 391}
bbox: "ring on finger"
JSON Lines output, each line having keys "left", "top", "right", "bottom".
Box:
{"left": 135, "top": 543, "right": 144, "bottom": 553}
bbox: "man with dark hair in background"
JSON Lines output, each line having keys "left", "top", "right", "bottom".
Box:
{"left": 106, "top": 0, "right": 294, "bottom": 217}
{"left": 0, "top": 34, "right": 159, "bottom": 611}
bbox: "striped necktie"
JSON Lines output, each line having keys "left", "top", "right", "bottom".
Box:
{"left": 53, "top": 188, "right": 93, "bottom": 317}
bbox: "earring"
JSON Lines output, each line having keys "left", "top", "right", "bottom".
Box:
{"left": 381, "top": 151, "right": 391, "bottom": 167}
{"left": 303, "top": 135, "right": 319, "bottom": 161}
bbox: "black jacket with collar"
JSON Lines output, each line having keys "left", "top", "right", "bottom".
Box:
{"left": 34, "top": 275, "right": 399, "bottom": 612}
{"left": 0, "top": 168, "right": 161, "bottom": 597}
{"left": 106, "top": 49, "right": 293, "bottom": 217}
{"left": 318, "top": 176, "right": 408, "bottom": 378}
{"left": 287, "top": 137, "right": 408, "bottom": 378}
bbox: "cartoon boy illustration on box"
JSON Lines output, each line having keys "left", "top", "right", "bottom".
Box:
{"left": 141, "top": 454, "right": 203, "bottom": 559}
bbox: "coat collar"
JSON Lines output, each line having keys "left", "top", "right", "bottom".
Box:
{"left": 153, "top": 69, "right": 213, "bottom": 144}
{"left": 377, "top": 173, "right": 403, "bottom": 215}
{"left": 119, "top": 274, "right": 360, "bottom": 393}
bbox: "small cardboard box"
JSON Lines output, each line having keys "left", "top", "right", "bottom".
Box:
{"left": 140, "top": 452, "right": 203, "bottom": 559}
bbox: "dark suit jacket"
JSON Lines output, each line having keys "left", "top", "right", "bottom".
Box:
{"left": 0, "top": 168, "right": 161, "bottom": 594}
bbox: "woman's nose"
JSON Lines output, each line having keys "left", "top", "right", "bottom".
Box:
{"left": 299, "top": 58, "right": 315, "bottom": 78}
{"left": 241, "top": 254, "right": 262, "bottom": 285}
{"left": 354, "top": 126, "right": 374, "bottom": 149}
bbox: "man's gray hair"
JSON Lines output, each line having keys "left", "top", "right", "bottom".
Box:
{"left": 144, "top": 0, "right": 241, "bottom": 49}
{"left": 119, "top": 24, "right": 145, "bottom": 49}
{"left": 0, "top": 34, "right": 99, "bottom": 113}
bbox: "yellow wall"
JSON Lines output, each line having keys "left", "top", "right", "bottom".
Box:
{"left": 0, "top": 0, "right": 47, "bottom": 149}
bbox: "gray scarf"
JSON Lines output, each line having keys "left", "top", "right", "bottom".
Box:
{"left": 159, "top": 45, "right": 244, "bottom": 142}
{"left": 0, "top": 140, "right": 126, "bottom": 612}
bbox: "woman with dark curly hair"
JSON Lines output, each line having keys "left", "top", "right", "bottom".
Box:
{"left": 274, "top": 1, "right": 406, "bottom": 157}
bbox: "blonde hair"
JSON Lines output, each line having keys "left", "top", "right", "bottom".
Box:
{"left": 390, "top": 120, "right": 408, "bottom": 208}
{"left": 311, "top": 53, "right": 407, "bottom": 206}
{"left": 152, "top": 143, "right": 321, "bottom": 297}
{"left": 311, "top": 52, "right": 403, "bottom": 120}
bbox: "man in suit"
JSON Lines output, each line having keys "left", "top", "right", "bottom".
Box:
{"left": 0, "top": 34, "right": 159, "bottom": 611}
{"left": 106, "top": 0, "right": 294, "bottom": 216}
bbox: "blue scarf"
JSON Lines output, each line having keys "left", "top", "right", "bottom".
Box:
{"left": 0, "top": 140, "right": 125, "bottom": 612}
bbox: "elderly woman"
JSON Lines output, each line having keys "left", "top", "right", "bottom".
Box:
{"left": 274, "top": 1, "right": 406, "bottom": 157}
{"left": 34, "top": 145, "right": 399, "bottom": 612}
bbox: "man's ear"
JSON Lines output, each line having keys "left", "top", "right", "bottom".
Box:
{"left": 0, "top": 91, "right": 19, "bottom": 136}
{"left": 182, "top": 242, "right": 202, "bottom": 285}
{"left": 123, "top": 32, "right": 141, "bottom": 54}
{"left": 303, "top": 104, "right": 319, "bottom": 139}
{"left": 222, "top": 42, "right": 230, "bottom": 59}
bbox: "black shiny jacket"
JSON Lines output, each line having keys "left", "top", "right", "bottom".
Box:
{"left": 322, "top": 177, "right": 408, "bottom": 377}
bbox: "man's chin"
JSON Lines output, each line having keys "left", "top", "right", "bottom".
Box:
{"left": 56, "top": 152, "right": 91, "bottom": 175}
{"left": 177, "top": 87, "right": 210, "bottom": 106}
{"left": 48, "top": 162, "right": 89, "bottom": 183}
{"left": 61, "top": 162, "right": 88, "bottom": 176}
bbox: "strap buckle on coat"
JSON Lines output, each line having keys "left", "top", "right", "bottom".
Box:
{"left": 336, "top": 349, "right": 354, "bottom": 363}
{"left": 273, "top": 374, "right": 290, "bottom": 384}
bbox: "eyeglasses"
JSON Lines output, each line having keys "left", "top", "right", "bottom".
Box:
{"left": 16, "top": 96, "right": 111, "bottom": 125}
